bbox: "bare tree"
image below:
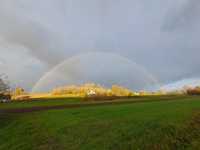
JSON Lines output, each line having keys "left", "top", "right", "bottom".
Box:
{"left": 0, "top": 74, "right": 9, "bottom": 92}
{"left": 0, "top": 74, "right": 10, "bottom": 101}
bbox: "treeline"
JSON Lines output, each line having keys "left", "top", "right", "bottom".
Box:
{"left": 52, "top": 83, "right": 134, "bottom": 97}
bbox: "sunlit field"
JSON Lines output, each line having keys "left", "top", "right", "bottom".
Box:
{"left": 1, "top": 96, "right": 200, "bottom": 150}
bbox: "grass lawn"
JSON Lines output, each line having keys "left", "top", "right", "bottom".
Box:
{"left": 0, "top": 96, "right": 200, "bottom": 150}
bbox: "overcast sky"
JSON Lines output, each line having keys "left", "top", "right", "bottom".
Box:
{"left": 0, "top": 0, "right": 199, "bottom": 91}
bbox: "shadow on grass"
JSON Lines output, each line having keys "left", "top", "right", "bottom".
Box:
{"left": 0, "top": 113, "right": 15, "bottom": 128}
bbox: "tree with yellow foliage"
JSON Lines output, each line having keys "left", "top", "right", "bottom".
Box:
{"left": 51, "top": 83, "right": 135, "bottom": 97}
{"left": 111, "top": 85, "right": 134, "bottom": 96}
{"left": 12, "top": 87, "right": 25, "bottom": 96}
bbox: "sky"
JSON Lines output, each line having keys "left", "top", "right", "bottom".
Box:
{"left": 0, "top": 0, "right": 200, "bottom": 91}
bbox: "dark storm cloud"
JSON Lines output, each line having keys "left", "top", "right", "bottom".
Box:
{"left": 162, "top": 0, "right": 200, "bottom": 31}
{"left": 0, "top": 3, "right": 66, "bottom": 65}
{"left": 157, "top": 0, "right": 200, "bottom": 82}
{"left": 0, "top": 0, "right": 200, "bottom": 89}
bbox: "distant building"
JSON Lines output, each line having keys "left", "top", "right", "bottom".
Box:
{"left": 87, "top": 90, "right": 96, "bottom": 96}
{"left": 133, "top": 92, "right": 140, "bottom": 96}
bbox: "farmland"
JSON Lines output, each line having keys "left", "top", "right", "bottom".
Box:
{"left": 1, "top": 96, "right": 200, "bottom": 150}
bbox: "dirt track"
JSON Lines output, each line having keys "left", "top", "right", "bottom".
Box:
{"left": 0, "top": 96, "right": 191, "bottom": 114}
{"left": 0, "top": 99, "right": 143, "bottom": 113}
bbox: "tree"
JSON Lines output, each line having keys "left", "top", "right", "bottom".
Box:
{"left": 13, "top": 87, "right": 25, "bottom": 96}
{"left": 111, "top": 85, "right": 134, "bottom": 96}
{"left": 0, "top": 74, "right": 10, "bottom": 101}
{"left": 0, "top": 74, "right": 10, "bottom": 93}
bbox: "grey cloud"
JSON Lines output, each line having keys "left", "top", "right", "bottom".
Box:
{"left": 162, "top": 0, "right": 200, "bottom": 31}
{"left": 0, "top": 10, "right": 65, "bottom": 65}
{"left": 0, "top": 0, "right": 200, "bottom": 90}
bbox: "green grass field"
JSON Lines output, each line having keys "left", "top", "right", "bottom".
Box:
{"left": 1, "top": 96, "right": 200, "bottom": 150}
